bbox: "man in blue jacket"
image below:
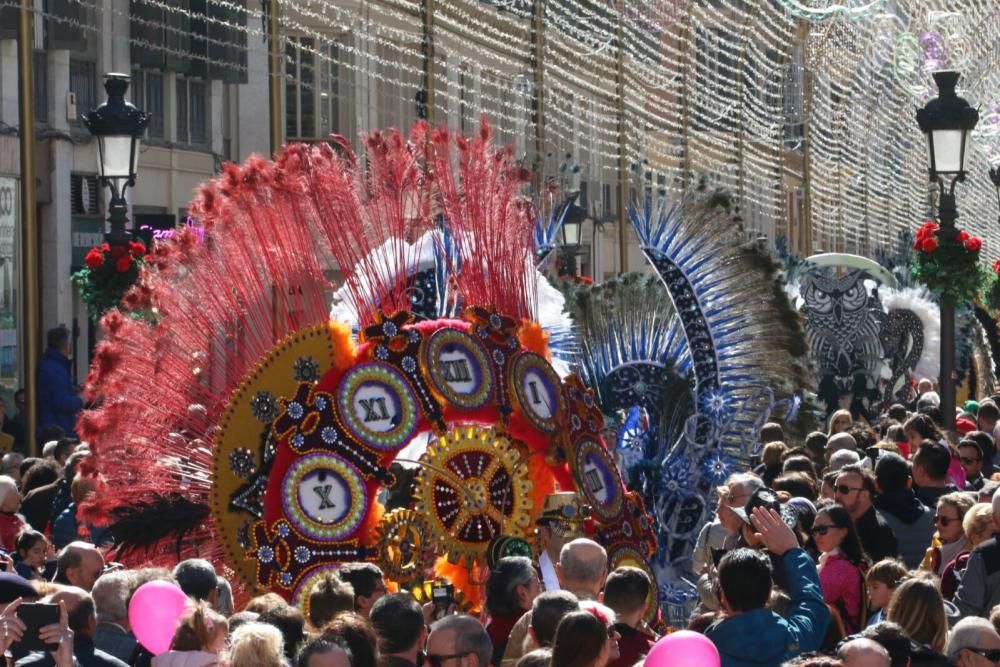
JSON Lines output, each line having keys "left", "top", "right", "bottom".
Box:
{"left": 706, "top": 506, "right": 831, "bottom": 667}
{"left": 37, "top": 326, "right": 83, "bottom": 438}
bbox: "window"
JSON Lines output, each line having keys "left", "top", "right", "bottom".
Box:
{"left": 34, "top": 52, "right": 48, "bottom": 125}
{"left": 131, "top": 68, "right": 165, "bottom": 140}
{"left": 176, "top": 77, "right": 207, "bottom": 147}
{"left": 70, "top": 60, "right": 97, "bottom": 124}
{"left": 286, "top": 38, "right": 344, "bottom": 140}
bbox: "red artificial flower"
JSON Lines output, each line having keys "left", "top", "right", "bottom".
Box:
{"left": 958, "top": 230, "right": 970, "bottom": 242}
{"left": 114, "top": 256, "right": 132, "bottom": 273}
{"left": 965, "top": 237, "right": 982, "bottom": 253}
{"left": 921, "top": 237, "right": 939, "bottom": 253}
{"left": 916, "top": 221, "right": 939, "bottom": 240}
{"left": 143, "top": 254, "right": 153, "bottom": 264}
{"left": 129, "top": 241, "right": 146, "bottom": 257}
{"left": 993, "top": 259, "right": 1000, "bottom": 275}
{"left": 84, "top": 248, "right": 104, "bottom": 269}
{"left": 101, "top": 243, "right": 110, "bottom": 251}
{"left": 110, "top": 245, "right": 126, "bottom": 259}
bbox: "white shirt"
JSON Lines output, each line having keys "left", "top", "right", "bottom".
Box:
{"left": 540, "top": 550, "right": 560, "bottom": 591}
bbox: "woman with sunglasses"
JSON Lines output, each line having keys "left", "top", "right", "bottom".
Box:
{"left": 828, "top": 410, "right": 853, "bottom": 437}
{"left": 919, "top": 492, "right": 974, "bottom": 577}
{"left": 808, "top": 504, "right": 870, "bottom": 634}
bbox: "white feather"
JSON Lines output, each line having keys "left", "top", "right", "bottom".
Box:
{"left": 877, "top": 285, "right": 941, "bottom": 381}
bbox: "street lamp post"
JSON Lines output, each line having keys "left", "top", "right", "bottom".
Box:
{"left": 916, "top": 70, "right": 980, "bottom": 432}
{"left": 83, "top": 73, "right": 150, "bottom": 247}
{"left": 560, "top": 195, "right": 587, "bottom": 277}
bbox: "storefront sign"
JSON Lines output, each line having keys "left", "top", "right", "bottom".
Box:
{"left": 0, "top": 178, "right": 16, "bottom": 257}
{"left": 71, "top": 217, "right": 104, "bottom": 271}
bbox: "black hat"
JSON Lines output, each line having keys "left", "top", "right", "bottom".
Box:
{"left": 0, "top": 572, "right": 39, "bottom": 604}
{"left": 731, "top": 487, "right": 796, "bottom": 529}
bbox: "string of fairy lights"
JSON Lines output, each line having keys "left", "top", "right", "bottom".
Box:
{"left": 4, "top": 0, "right": 999, "bottom": 262}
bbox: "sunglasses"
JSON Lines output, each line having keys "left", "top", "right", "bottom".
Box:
{"left": 960, "top": 456, "right": 982, "bottom": 465}
{"left": 933, "top": 515, "right": 958, "bottom": 527}
{"left": 967, "top": 647, "right": 1000, "bottom": 662}
{"left": 426, "top": 653, "right": 472, "bottom": 667}
{"left": 834, "top": 484, "right": 862, "bottom": 496}
{"left": 811, "top": 524, "right": 838, "bottom": 536}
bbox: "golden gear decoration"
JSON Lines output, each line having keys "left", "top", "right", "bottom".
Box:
{"left": 374, "top": 509, "right": 433, "bottom": 581}
{"left": 414, "top": 425, "right": 533, "bottom": 565}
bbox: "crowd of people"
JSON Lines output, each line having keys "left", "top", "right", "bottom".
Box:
{"left": 1, "top": 379, "right": 1000, "bottom": 667}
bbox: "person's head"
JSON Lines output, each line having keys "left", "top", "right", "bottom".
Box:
{"left": 486, "top": 556, "right": 541, "bottom": 618}
{"left": 826, "top": 433, "right": 858, "bottom": 462}
{"left": 336, "top": 563, "right": 387, "bottom": 618}
{"left": 369, "top": 593, "right": 425, "bottom": 658}
{"left": 173, "top": 558, "right": 219, "bottom": 605}
{"left": 946, "top": 617, "right": 1000, "bottom": 664}
{"left": 550, "top": 611, "right": 612, "bottom": 667}
{"left": 835, "top": 464, "right": 876, "bottom": 517}
{"left": 48, "top": 586, "right": 97, "bottom": 637}
{"left": 805, "top": 432, "right": 829, "bottom": 459}
{"left": 903, "top": 414, "right": 942, "bottom": 449}
{"left": 172, "top": 601, "right": 229, "bottom": 653}
{"left": 259, "top": 604, "right": 306, "bottom": 661}
{"left": 774, "top": 473, "right": 818, "bottom": 502}
{"left": 55, "top": 541, "right": 105, "bottom": 591}
{"left": 865, "top": 559, "right": 909, "bottom": 611}
{"left": 760, "top": 422, "right": 785, "bottom": 444}
{"left": 874, "top": 453, "right": 910, "bottom": 495}
{"left": 296, "top": 638, "right": 352, "bottom": 667}
{"left": 307, "top": 572, "right": 355, "bottom": 630}
{"left": 968, "top": 431, "right": 997, "bottom": 468}
{"left": 887, "top": 404, "right": 908, "bottom": 423}
{"left": 912, "top": 441, "right": 951, "bottom": 487}
{"left": 228, "top": 622, "right": 285, "bottom": 667}
{"left": 963, "top": 502, "right": 995, "bottom": 547}
{"left": 600, "top": 566, "right": 651, "bottom": 624}
{"left": 829, "top": 410, "right": 853, "bottom": 435}
{"left": 47, "top": 326, "right": 70, "bottom": 354}
{"left": 859, "top": 621, "right": 911, "bottom": 667}
{"left": 515, "top": 649, "right": 552, "bottom": 667}
{"left": 578, "top": 602, "right": 619, "bottom": 663}
{"left": 829, "top": 449, "right": 861, "bottom": 472}
{"left": 15, "top": 529, "right": 48, "bottom": 569}
{"left": 717, "top": 548, "right": 772, "bottom": 613}
{"left": 837, "top": 638, "right": 890, "bottom": 667}
{"left": 557, "top": 539, "right": 608, "bottom": 596}
{"left": 916, "top": 378, "right": 934, "bottom": 395}
{"left": 978, "top": 401, "right": 1000, "bottom": 431}
{"left": 319, "top": 612, "right": 378, "bottom": 667}
{"left": 54, "top": 439, "right": 81, "bottom": 468}
{"left": 20, "top": 459, "right": 59, "bottom": 495}
{"left": 958, "top": 439, "right": 985, "bottom": 480}
{"left": 244, "top": 593, "right": 287, "bottom": 615}
{"left": 91, "top": 569, "right": 133, "bottom": 628}
{"left": 934, "top": 491, "right": 976, "bottom": 545}
{"left": 426, "top": 614, "right": 492, "bottom": 667}
{"left": 809, "top": 504, "right": 867, "bottom": 565}
{"left": 529, "top": 591, "right": 580, "bottom": 648}
{"left": 886, "top": 576, "right": 949, "bottom": 653}
{"left": 761, "top": 442, "right": 787, "bottom": 468}
{"left": 782, "top": 455, "right": 819, "bottom": 481}
{"left": 0, "top": 475, "right": 20, "bottom": 513}
{"left": 716, "top": 473, "right": 765, "bottom": 532}
{"left": 1, "top": 453, "right": 23, "bottom": 484}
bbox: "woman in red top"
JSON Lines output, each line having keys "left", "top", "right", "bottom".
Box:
{"left": 809, "top": 503, "right": 870, "bottom": 634}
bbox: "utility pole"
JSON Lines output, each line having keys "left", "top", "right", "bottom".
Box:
{"left": 421, "top": 0, "right": 435, "bottom": 124}
{"left": 267, "top": 0, "right": 282, "bottom": 156}
{"left": 531, "top": 0, "right": 545, "bottom": 196}
{"left": 616, "top": 1, "right": 628, "bottom": 274}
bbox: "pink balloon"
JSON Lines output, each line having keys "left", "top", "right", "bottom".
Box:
{"left": 645, "top": 631, "right": 720, "bottom": 667}
{"left": 128, "top": 581, "right": 189, "bottom": 655}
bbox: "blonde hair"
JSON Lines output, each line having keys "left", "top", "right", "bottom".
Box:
{"left": 761, "top": 442, "right": 788, "bottom": 468}
{"left": 172, "top": 601, "right": 228, "bottom": 652}
{"left": 227, "top": 622, "right": 284, "bottom": 667}
{"left": 886, "top": 576, "right": 948, "bottom": 653}
{"left": 963, "top": 502, "right": 995, "bottom": 543}
{"left": 829, "top": 410, "right": 852, "bottom": 435}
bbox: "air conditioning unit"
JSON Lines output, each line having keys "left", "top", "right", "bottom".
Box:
{"left": 71, "top": 174, "right": 100, "bottom": 215}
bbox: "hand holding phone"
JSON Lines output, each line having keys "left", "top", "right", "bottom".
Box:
{"left": 0, "top": 598, "right": 27, "bottom": 654}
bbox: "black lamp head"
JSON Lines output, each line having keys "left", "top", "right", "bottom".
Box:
{"left": 82, "top": 73, "right": 150, "bottom": 139}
